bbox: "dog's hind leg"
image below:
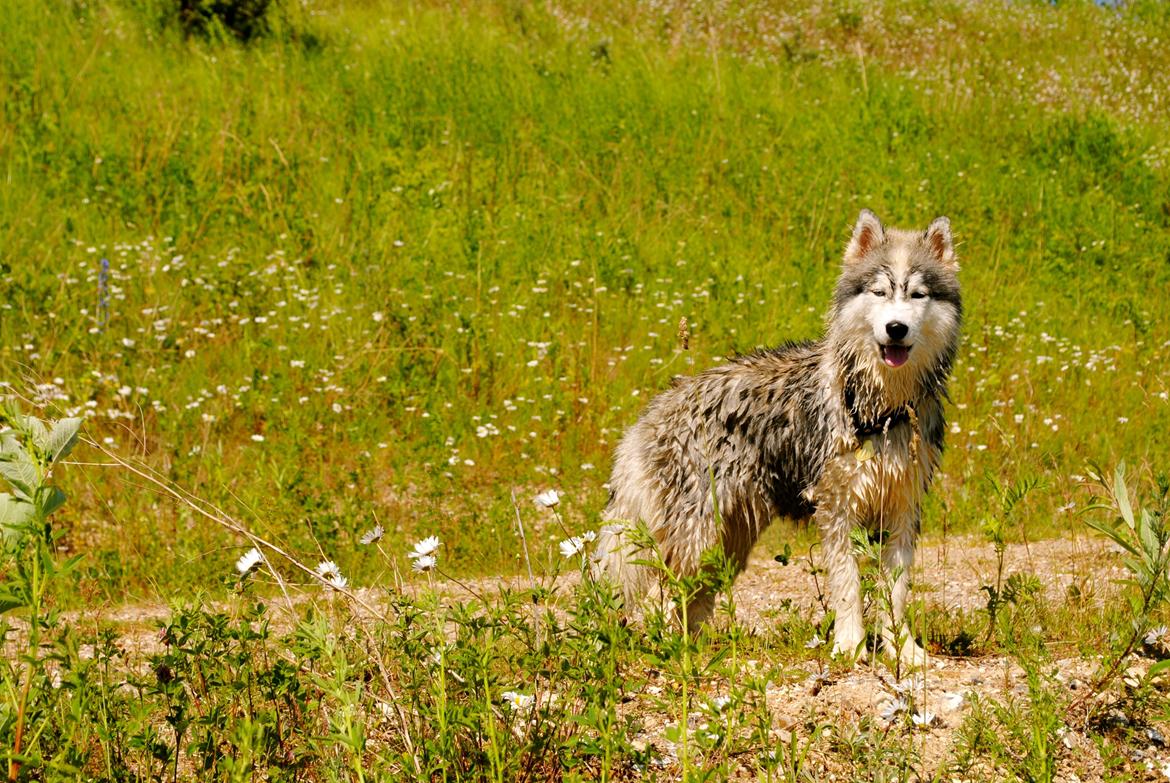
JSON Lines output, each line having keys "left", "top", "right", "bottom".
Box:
{"left": 878, "top": 515, "right": 930, "bottom": 668}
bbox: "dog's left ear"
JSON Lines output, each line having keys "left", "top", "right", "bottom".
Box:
{"left": 923, "top": 216, "right": 957, "bottom": 268}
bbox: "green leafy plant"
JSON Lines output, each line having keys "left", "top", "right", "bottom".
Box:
{"left": 0, "top": 405, "right": 83, "bottom": 779}
{"left": 1082, "top": 463, "right": 1170, "bottom": 703}
{"left": 981, "top": 474, "right": 1039, "bottom": 642}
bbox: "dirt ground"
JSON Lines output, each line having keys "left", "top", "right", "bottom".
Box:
{"left": 63, "top": 534, "right": 1170, "bottom": 781}
{"left": 622, "top": 533, "right": 1167, "bottom": 781}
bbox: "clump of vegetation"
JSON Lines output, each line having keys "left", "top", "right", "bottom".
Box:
{"left": 172, "top": 0, "right": 274, "bottom": 42}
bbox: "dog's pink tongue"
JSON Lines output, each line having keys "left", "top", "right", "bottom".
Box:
{"left": 883, "top": 345, "right": 910, "bottom": 368}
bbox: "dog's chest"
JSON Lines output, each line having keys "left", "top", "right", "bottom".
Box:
{"left": 807, "top": 423, "right": 934, "bottom": 522}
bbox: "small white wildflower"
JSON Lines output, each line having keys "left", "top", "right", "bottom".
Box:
{"left": 360, "top": 525, "right": 385, "bottom": 546}
{"left": 559, "top": 537, "right": 586, "bottom": 557}
{"left": 581, "top": 530, "right": 597, "bottom": 543}
{"left": 316, "top": 560, "right": 341, "bottom": 580}
{"left": 879, "top": 697, "right": 908, "bottom": 723}
{"left": 1145, "top": 625, "right": 1168, "bottom": 646}
{"left": 235, "top": 547, "right": 263, "bottom": 576}
{"left": 534, "top": 489, "right": 560, "bottom": 508}
{"left": 372, "top": 311, "right": 384, "bottom": 322}
{"left": 326, "top": 572, "right": 349, "bottom": 590}
{"left": 251, "top": 434, "right": 265, "bottom": 442}
{"left": 911, "top": 709, "right": 935, "bottom": 727}
{"left": 411, "top": 554, "right": 437, "bottom": 573}
{"left": 709, "top": 695, "right": 731, "bottom": 713}
{"left": 804, "top": 634, "right": 825, "bottom": 649}
{"left": 501, "top": 691, "right": 534, "bottom": 712}
{"left": 409, "top": 536, "right": 441, "bottom": 558}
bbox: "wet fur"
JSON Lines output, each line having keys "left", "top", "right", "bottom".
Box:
{"left": 594, "top": 210, "right": 962, "bottom": 665}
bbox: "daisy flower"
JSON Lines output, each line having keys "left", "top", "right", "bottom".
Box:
{"left": 879, "top": 697, "right": 908, "bottom": 723}
{"left": 559, "top": 537, "right": 586, "bottom": 558}
{"left": 235, "top": 547, "right": 263, "bottom": 576}
{"left": 411, "top": 554, "right": 437, "bottom": 573}
{"left": 409, "top": 536, "right": 441, "bottom": 559}
{"left": 911, "top": 709, "right": 935, "bottom": 727}
{"left": 502, "top": 691, "right": 534, "bottom": 712}
{"left": 533, "top": 489, "right": 560, "bottom": 508}
{"left": 317, "top": 560, "right": 342, "bottom": 580}
{"left": 360, "top": 524, "right": 385, "bottom": 546}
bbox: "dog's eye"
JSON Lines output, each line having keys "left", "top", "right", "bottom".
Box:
{"left": 910, "top": 291, "right": 928, "bottom": 300}
{"left": 871, "top": 289, "right": 887, "bottom": 298}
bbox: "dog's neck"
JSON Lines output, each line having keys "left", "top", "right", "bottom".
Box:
{"left": 842, "top": 383, "right": 913, "bottom": 439}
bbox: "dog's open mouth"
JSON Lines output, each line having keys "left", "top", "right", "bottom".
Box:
{"left": 880, "top": 344, "right": 911, "bottom": 368}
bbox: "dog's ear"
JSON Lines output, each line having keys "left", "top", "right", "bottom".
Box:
{"left": 844, "top": 209, "right": 884, "bottom": 265}
{"left": 923, "top": 216, "right": 957, "bottom": 268}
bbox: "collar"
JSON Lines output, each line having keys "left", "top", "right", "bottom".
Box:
{"left": 844, "top": 384, "right": 912, "bottom": 439}
{"left": 851, "top": 407, "right": 911, "bottom": 439}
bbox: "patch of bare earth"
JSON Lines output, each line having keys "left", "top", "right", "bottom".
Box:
{"left": 621, "top": 534, "right": 1163, "bottom": 781}
{"left": 47, "top": 535, "right": 1169, "bottom": 781}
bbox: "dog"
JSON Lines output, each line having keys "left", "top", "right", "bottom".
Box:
{"left": 593, "top": 210, "right": 961, "bottom": 667}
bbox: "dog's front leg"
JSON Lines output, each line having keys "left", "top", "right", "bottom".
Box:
{"left": 817, "top": 508, "right": 865, "bottom": 659}
{"left": 879, "top": 515, "right": 930, "bottom": 668}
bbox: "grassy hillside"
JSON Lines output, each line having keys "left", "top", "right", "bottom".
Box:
{"left": 2, "top": 0, "right": 1169, "bottom": 598}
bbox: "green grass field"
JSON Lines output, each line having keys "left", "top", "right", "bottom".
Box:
{"left": 3, "top": 0, "right": 1169, "bottom": 593}
{"left": 4, "top": 1, "right": 1170, "bottom": 779}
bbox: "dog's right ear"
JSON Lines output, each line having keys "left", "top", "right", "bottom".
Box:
{"left": 844, "top": 209, "right": 885, "bottom": 265}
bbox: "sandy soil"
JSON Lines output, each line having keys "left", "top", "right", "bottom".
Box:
{"left": 41, "top": 534, "right": 1170, "bottom": 781}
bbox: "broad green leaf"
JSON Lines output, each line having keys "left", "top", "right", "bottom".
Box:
{"left": 38, "top": 486, "right": 67, "bottom": 517}
{"left": 1114, "top": 464, "right": 1134, "bottom": 527}
{"left": 15, "top": 414, "right": 49, "bottom": 453}
{"left": 0, "top": 492, "right": 35, "bottom": 542}
{"left": 0, "top": 591, "right": 25, "bottom": 615}
{"left": 0, "top": 431, "right": 19, "bottom": 456}
{"left": 45, "top": 417, "right": 82, "bottom": 463}
{"left": 0, "top": 449, "right": 39, "bottom": 499}
{"left": 1086, "top": 519, "right": 1138, "bottom": 557}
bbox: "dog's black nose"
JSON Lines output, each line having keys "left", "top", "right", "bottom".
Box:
{"left": 885, "top": 321, "right": 909, "bottom": 341}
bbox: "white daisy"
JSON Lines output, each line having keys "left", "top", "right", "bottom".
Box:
{"left": 360, "top": 525, "right": 385, "bottom": 546}
{"left": 235, "top": 547, "right": 263, "bottom": 576}
{"left": 502, "top": 691, "right": 534, "bottom": 712}
{"left": 316, "top": 560, "right": 341, "bottom": 580}
{"left": 804, "top": 635, "right": 825, "bottom": 649}
{"left": 412, "top": 554, "right": 437, "bottom": 573}
{"left": 408, "top": 536, "right": 441, "bottom": 559}
{"left": 559, "top": 537, "right": 585, "bottom": 558}
{"left": 911, "top": 709, "right": 935, "bottom": 727}
{"left": 533, "top": 489, "right": 560, "bottom": 508}
{"left": 879, "top": 697, "right": 908, "bottom": 723}
{"left": 325, "top": 572, "right": 349, "bottom": 591}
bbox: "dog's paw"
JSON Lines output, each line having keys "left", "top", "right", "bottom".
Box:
{"left": 830, "top": 630, "right": 868, "bottom": 663}
{"left": 893, "top": 638, "right": 931, "bottom": 670}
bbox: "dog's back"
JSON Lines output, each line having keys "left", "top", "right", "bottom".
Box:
{"left": 595, "top": 342, "right": 836, "bottom": 616}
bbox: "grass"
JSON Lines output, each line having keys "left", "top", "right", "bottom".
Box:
{"left": 2, "top": 0, "right": 1170, "bottom": 778}
{"left": 1, "top": 0, "right": 1168, "bottom": 592}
